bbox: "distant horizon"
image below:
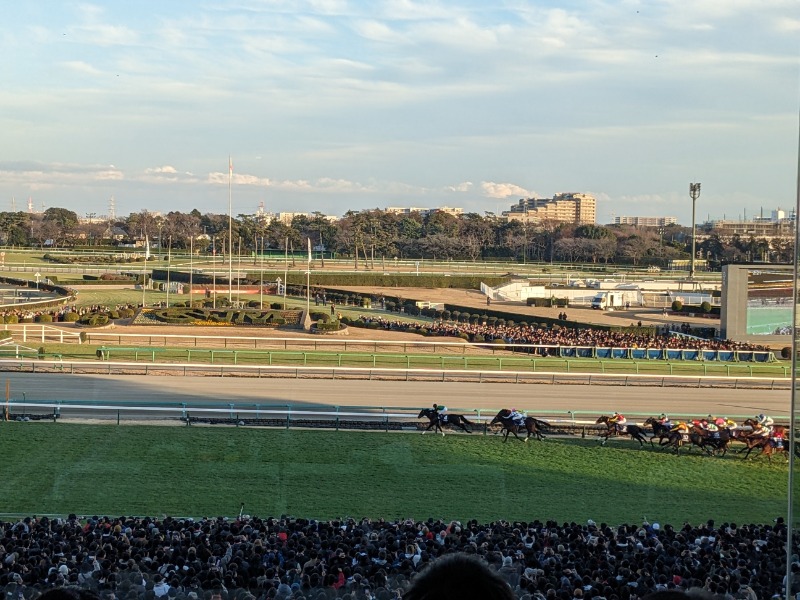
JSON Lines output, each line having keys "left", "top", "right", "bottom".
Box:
{"left": 12, "top": 199, "right": 796, "bottom": 230}
{"left": 1, "top": 2, "right": 795, "bottom": 225}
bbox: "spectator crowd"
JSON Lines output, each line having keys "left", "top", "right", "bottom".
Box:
{"left": 356, "top": 316, "right": 771, "bottom": 354}
{"left": 0, "top": 304, "right": 137, "bottom": 324}
{"left": 0, "top": 514, "right": 792, "bottom": 600}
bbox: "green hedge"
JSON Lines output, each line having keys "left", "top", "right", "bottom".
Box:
{"left": 146, "top": 307, "right": 300, "bottom": 326}
{"left": 314, "top": 320, "right": 341, "bottom": 332}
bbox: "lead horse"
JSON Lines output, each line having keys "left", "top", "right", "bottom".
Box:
{"left": 490, "top": 409, "right": 550, "bottom": 443}
{"left": 417, "top": 408, "right": 473, "bottom": 436}
{"left": 596, "top": 415, "right": 649, "bottom": 447}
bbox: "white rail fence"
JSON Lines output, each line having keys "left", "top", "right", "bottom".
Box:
{"left": 0, "top": 358, "right": 789, "bottom": 390}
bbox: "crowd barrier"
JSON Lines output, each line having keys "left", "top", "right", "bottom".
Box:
{"left": 557, "top": 346, "right": 775, "bottom": 362}
{"left": 3, "top": 400, "right": 781, "bottom": 431}
{"left": 0, "top": 358, "right": 789, "bottom": 390}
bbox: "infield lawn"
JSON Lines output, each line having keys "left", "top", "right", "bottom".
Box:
{"left": 0, "top": 423, "right": 787, "bottom": 525}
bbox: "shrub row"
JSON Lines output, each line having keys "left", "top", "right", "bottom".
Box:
{"left": 147, "top": 307, "right": 295, "bottom": 326}
{"left": 670, "top": 300, "right": 719, "bottom": 315}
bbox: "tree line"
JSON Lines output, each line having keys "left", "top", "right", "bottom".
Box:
{"left": 0, "top": 207, "right": 792, "bottom": 267}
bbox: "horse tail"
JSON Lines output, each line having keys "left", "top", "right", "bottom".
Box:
{"left": 461, "top": 415, "right": 475, "bottom": 425}
{"left": 532, "top": 418, "right": 550, "bottom": 429}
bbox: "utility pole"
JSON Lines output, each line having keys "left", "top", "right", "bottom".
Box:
{"left": 689, "top": 183, "right": 701, "bottom": 279}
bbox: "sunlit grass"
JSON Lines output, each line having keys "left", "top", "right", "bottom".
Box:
{"left": 0, "top": 423, "right": 786, "bottom": 523}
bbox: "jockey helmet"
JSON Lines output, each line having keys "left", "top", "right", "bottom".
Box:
{"left": 660, "top": 413, "right": 666, "bottom": 419}
{"left": 758, "top": 413, "right": 765, "bottom": 420}
{"left": 511, "top": 408, "right": 516, "bottom": 412}
{"left": 433, "top": 403, "right": 438, "bottom": 410}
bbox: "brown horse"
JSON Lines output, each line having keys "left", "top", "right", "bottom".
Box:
{"left": 490, "top": 409, "right": 550, "bottom": 443}
{"left": 689, "top": 425, "right": 734, "bottom": 457}
{"left": 596, "top": 415, "right": 648, "bottom": 447}
{"left": 418, "top": 408, "right": 473, "bottom": 436}
{"left": 743, "top": 418, "right": 786, "bottom": 438}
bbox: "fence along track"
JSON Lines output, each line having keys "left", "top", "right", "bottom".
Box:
{"left": 0, "top": 358, "right": 789, "bottom": 390}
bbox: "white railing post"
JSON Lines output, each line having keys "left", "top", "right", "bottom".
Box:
{"left": 23, "top": 325, "right": 27, "bottom": 342}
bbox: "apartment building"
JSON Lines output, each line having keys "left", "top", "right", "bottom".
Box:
{"left": 503, "top": 192, "right": 596, "bottom": 225}
{"left": 613, "top": 216, "right": 677, "bottom": 227}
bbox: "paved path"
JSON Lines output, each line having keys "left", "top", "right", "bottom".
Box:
{"left": 5, "top": 373, "right": 789, "bottom": 418}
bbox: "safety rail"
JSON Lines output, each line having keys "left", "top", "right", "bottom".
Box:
{"left": 2, "top": 400, "right": 778, "bottom": 431}
{"left": 1, "top": 324, "right": 83, "bottom": 344}
{"left": 91, "top": 346, "right": 790, "bottom": 378}
{"left": 0, "top": 358, "right": 790, "bottom": 389}
{"left": 83, "top": 332, "right": 778, "bottom": 363}
{"left": 1, "top": 327, "right": 778, "bottom": 363}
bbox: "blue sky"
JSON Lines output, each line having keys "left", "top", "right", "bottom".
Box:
{"left": 0, "top": 1, "right": 797, "bottom": 224}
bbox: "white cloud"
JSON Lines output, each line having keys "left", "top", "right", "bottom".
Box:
{"left": 446, "top": 182, "right": 473, "bottom": 193}
{"left": 145, "top": 166, "right": 178, "bottom": 174}
{"left": 481, "top": 182, "right": 532, "bottom": 199}
{"left": 61, "top": 61, "right": 103, "bottom": 76}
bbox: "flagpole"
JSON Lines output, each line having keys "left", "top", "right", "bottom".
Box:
{"left": 228, "top": 156, "right": 233, "bottom": 303}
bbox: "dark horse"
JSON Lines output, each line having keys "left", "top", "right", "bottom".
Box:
{"left": 490, "top": 409, "right": 550, "bottom": 443}
{"left": 596, "top": 415, "right": 649, "bottom": 447}
{"left": 643, "top": 417, "right": 673, "bottom": 447}
{"left": 417, "top": 408, "right": 473, "bottom": 436}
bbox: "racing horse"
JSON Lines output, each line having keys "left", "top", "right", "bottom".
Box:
{"left": 661, "top": 428, "right": 702, "bottom": 455}
{"left": 595, "top": 415, "right": 649, "bottom": 447}
{"left": 490, "top": 409, "right": 550, "bottom": 443}
{"left": 689, "top": 424, "right": 734, "bottom": 457}
{"left": 417, "top": 408, "right": 473, "bottom": 436}
{"left": 643, "top": 417, "right": 673, "bottom": 447}
{"left": 738, "top": 433, "right": 789, "bottom": 461}
{"left": 742, "top": 418, "right": 786, "bottom": 439}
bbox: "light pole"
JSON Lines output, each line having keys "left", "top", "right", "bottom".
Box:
{"left": 34, "top": 272, "right": 40, "bottom": 290}
{"left": 259, "top": 236, "right": 264, "bottom": 310}
{"left": 689, "top": 183, "right": 701, "bottom": 279}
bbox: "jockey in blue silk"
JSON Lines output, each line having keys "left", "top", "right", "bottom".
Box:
{"left": 508, "top": 408, "right": 526, "bottom": 426}
{"left": 756, "top": 413, "right": 774, "bottom": 429}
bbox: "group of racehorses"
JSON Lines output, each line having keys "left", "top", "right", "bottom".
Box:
{"left": 417, "top": 408, "right": 789, "bottom": 460}
{"left": 597, "top": 415, "right": 789, "bottom": 460}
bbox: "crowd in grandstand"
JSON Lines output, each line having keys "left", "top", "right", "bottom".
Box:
{"left": 0, "top": 304, "right": 136, "bottom": 323}
{"left": 356, "top": 316, "right": 771, "bottom": 353}
{"left": 0, "top": 514, "right": 791, "bottom": 599}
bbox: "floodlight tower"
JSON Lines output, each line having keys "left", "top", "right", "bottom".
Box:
{"left": 689, "top": 182, "right": 701, "bottom": 279}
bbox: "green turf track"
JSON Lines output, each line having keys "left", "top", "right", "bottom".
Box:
{"left": 0, "top": 423, "right": 787, "bottom": 524}
{"left": 24, "top": 343, "right": 791, "bottom": 379}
